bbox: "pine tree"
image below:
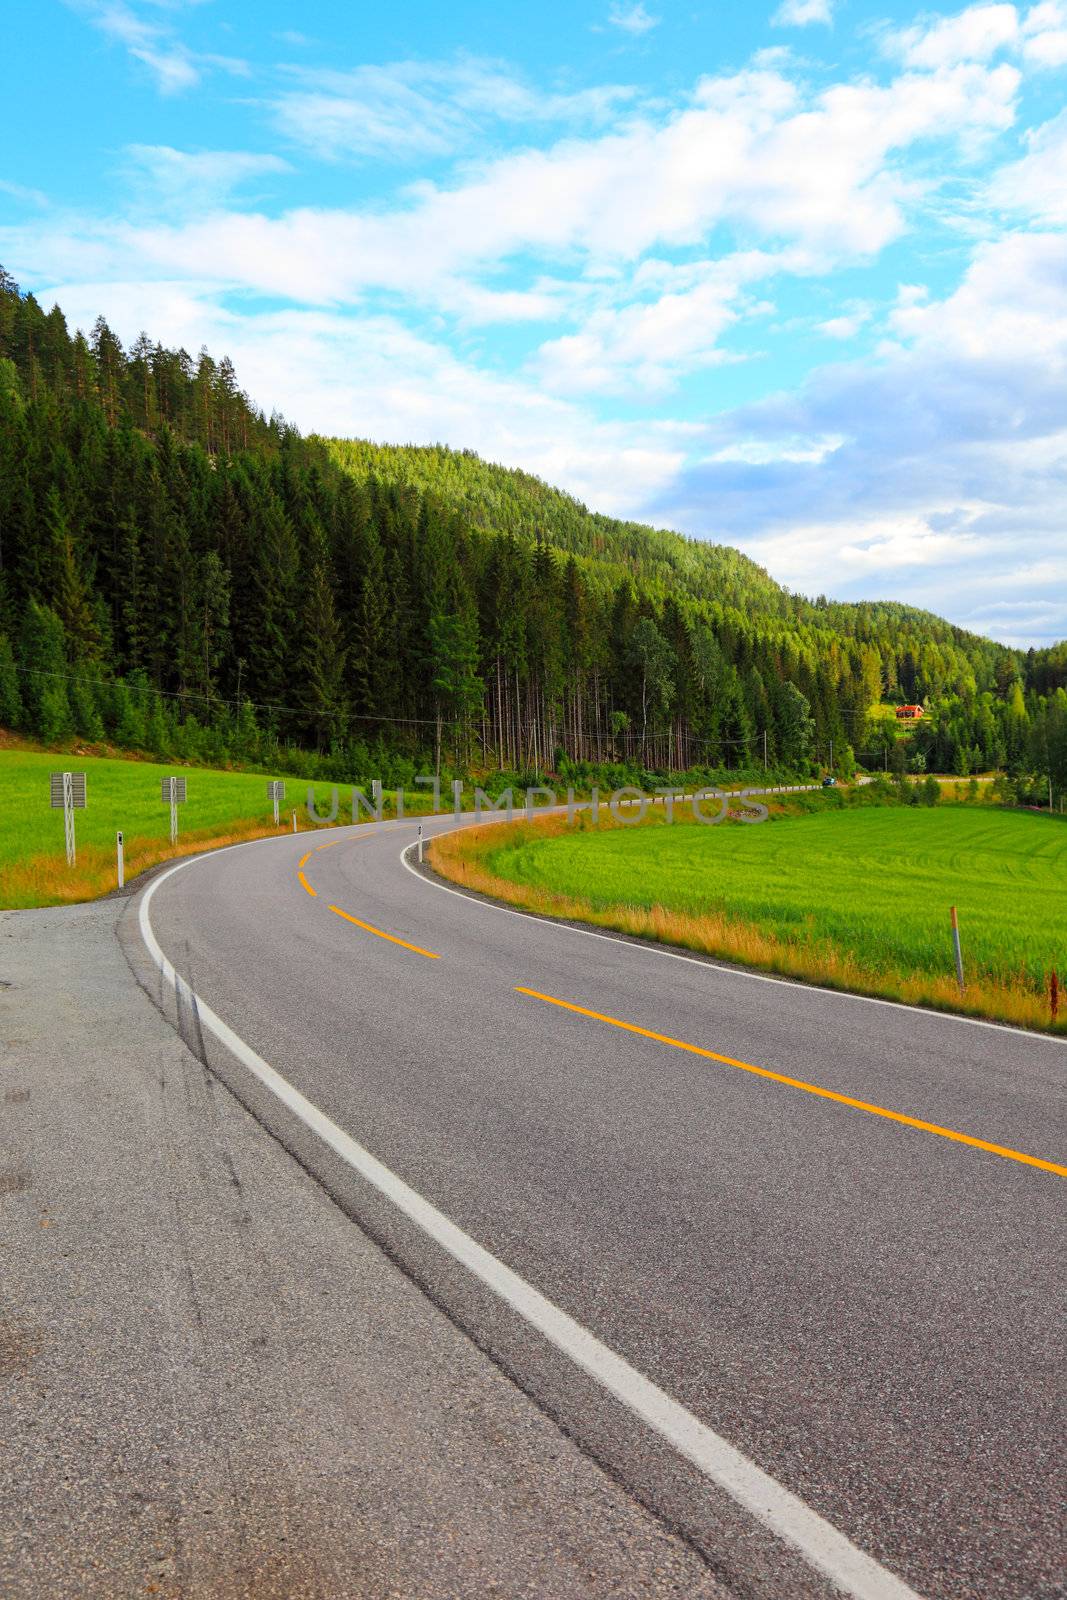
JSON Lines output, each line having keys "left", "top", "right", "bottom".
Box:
{"left": 0, "top": 632, "right": 23, "bottom": 727}
{"left": 298, "top": 555, "right": 346, "bottom": 751}
{"left": 19, "top": 600, "right": 73, "bottom": 741}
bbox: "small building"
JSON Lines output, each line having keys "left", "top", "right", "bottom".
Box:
{"left": 895, "top": 704, "right": 924, "bottom": 720}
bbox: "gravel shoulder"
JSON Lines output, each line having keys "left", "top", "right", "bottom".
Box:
{"left": 0, "top": 897, "right": 726, "bottom": 1600}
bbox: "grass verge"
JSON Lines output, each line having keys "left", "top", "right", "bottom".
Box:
{"left": 429, "top": 806, "right": 1067, "bottom": 1035}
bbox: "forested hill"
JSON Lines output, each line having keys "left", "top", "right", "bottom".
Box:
{"left": 323, "top": 438, "right": 999, "bottom": 657}
{"left": 324, "top": 438, "right": 790, "bottom": 616}
{"left": 2, "top": 268, "right": 1065, "bottom": 790}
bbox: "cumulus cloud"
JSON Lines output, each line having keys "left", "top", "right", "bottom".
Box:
{"left": 884, "top": 1, "right": 1067, "bottom": 69}
{"left": 650, "top": 231, "right": 1067, "bottom": 643}
{"left": 772, "top": 0, "right": 835, "bottom": 27}
{"left": 987, "top": 107, "right": 1067, "bottom": 220}
{"left": 889, "top": 3, "right": 1020, "bottom": 67}
{"left": 5, "top": 55, "right": 1019, "bottom": 319}
{"left": 606, "top": 3, "right": 661, "bottom": 33}
{"left": 535, "top": 251, "right": 782, "bottom": 394}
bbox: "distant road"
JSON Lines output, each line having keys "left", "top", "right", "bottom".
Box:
{"left": 142, "top": 812, "right": 1066, "bottom": 1600}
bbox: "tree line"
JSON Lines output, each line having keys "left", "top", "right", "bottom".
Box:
{"left": 2, "top": 266, "right": 1065, "bottom": 799}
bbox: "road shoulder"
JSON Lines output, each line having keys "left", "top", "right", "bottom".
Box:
{"left": 0, "top": 897, "right": 726, "bottom": 1599}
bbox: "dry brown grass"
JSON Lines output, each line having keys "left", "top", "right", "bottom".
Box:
{"left": 430, "top": 814, "right": 1067, "bottom": 1036}
{"left": 0, "top": 816, "right": 349, "bottom": 910}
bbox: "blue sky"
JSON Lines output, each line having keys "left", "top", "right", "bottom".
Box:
{"left": 2, "top": 0, "right": 1066, "bottom": 645}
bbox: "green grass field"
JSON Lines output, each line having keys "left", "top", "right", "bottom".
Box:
{"left": 0, "top": 750, "right": 407, "bottom": 907}
{"left": 431, "top": 803, "right": 1067, "bottom": 1027}
{"left": 485, "top": 807, "right": 1067, "bottom": 987}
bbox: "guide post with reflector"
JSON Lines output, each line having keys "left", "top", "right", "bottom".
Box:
{"left": 267, "top": 779, "right": 286, "bottom": 826}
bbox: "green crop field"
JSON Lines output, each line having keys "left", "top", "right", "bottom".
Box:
{"left": 438, "top": 803, "right": 1067, "bottom": 1028}
{"left": 0, "top": 750, "right": 411, "bottom": 907}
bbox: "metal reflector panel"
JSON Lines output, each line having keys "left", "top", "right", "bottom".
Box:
{"left": 50, "top": 772, "right": 86, "bottom": 808}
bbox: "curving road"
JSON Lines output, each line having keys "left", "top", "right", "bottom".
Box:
{"left": 134, "top": 812, "right": 1066, "bottom": 1600}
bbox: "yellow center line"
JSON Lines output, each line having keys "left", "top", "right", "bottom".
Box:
{"left": 516, "top": 987, "right": 1067, "bottom": 1179}
{"left": 298, "top": 871, "right": 316, "bottom": 897}
{"left": 298, "top": 851, "right": 312, "bottom": 869}
{"left": 329, "top": 904, "right": 439, "bottom": 959}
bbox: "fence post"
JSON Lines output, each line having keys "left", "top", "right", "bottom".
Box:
{"left": 950, "top": 906, "right": 965, "bottom": 995}
{"left": 116, "top": 830, "right": 124, "bottom": 890}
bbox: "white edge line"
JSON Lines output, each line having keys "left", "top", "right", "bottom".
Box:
{"left": 399, "top": 833, "right": 1067, "bottom": 1048}
{"left": 138, "top": 846, "right": 923, "bottom": 1600}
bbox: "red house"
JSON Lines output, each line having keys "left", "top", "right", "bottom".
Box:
{"left": 895, "top": 704, "right": 924, "bottom": 720}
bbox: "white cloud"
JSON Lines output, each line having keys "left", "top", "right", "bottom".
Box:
{"left": 772, "top": 0, "right": 834, "bottom": 27}
{"left": 888, "top": 230, "right": 1067, "bottom": 358}
{"left": 1021, "top": 0, "right": 1067, "bottom": 64}
{"left": 269, "top": 58, "right": 636, "bottom": 162}
{"left": 0, "top": 178, "right": 49, "bottom": 208}
{"left": 746, "top": 515, "right": 985, "bottom": 588}
{"left": 817, "top": 305, "right": 872, "bottom": 338}
{"left": 74, "top": 1, "right": 248, "bottom": 94}
{"left": 888, "top": 4, "right": 1020, "bottom": 68}
{"left": 607, "top": 3, "right": 661, "bottom": 34}
{"left": 121, "top": 146, "right": 291, "bottom": 211}
{"left": 535, "top": 251, "right": 781, "bottom": 394}
{"left": 987, "top": 109, "right": 1067, "bottom": 221}
{"left": 885, "top": 0, "right": 1067, "bottom": 69}
{"left": 652, "top": 230, "right": 1067, "bottom": 643}
{"left": 709, "top": 433, "right": 844, "bottom": 465}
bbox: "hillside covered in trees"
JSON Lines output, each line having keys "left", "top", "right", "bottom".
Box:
{"left": 1, "top": 267, "right": 1065, "bottom": 795}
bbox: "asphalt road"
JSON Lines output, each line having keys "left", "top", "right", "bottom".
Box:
{"left": 139, "top": 812, "right": 1067, "bottom": 1600}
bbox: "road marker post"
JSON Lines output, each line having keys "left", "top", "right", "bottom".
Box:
{"left": 292, "top": 811, "right": 297, "bottom": 832}
{"left": 50, "top": 771, "right": 86, "bottom": 866}
{"left": 267, "top": 779, "right": 286, "bottom": 826}
{"left": 161, "top": 776, "right": 187, "bottom": 844}
{"left": 116, "top": 830, "right": 124, "bottom": 889}
{"left": 950, "top": 906, "right": 965, "bottom": 995}
{"left": 417, "top": 823, "right": 424, "bottom": 863}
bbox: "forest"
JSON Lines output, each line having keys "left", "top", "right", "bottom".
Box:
{"left": 1, "top": 265, "right": 1065, "bottom": 796}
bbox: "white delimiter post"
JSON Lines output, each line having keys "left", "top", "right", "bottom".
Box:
{"left": 417, "top": 823, "right": 423, "bottom": 864}
{"left": 116, "top": 830, "right": 125, "bottom": 889}
{"left": 950, "top": 906, "right": 965, "bottom": 995}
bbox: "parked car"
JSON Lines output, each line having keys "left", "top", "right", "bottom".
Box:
{"left": 822, "top": 775, "right": 837, "bottom": 787}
